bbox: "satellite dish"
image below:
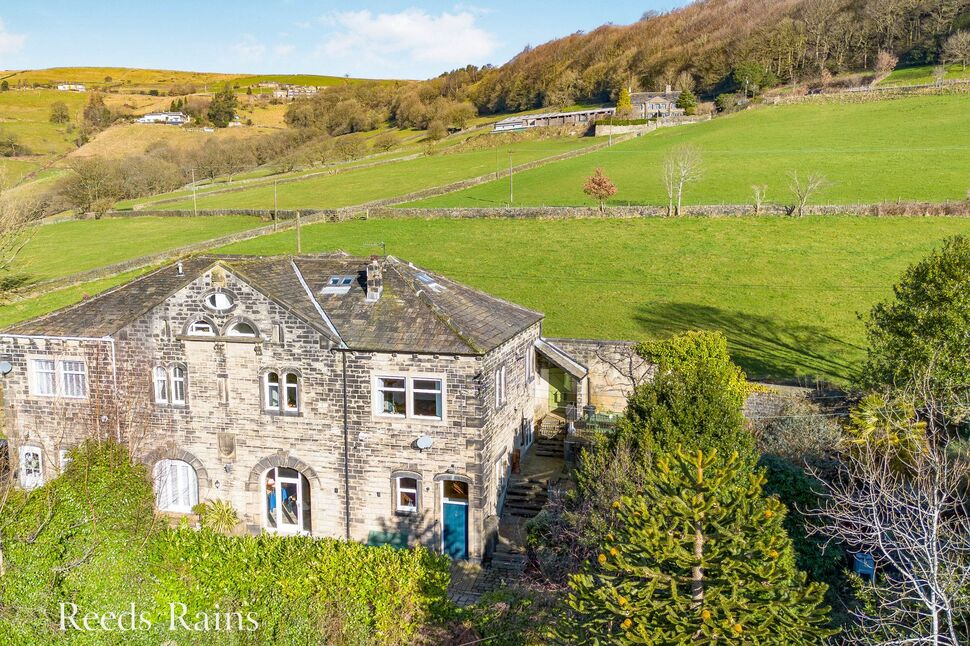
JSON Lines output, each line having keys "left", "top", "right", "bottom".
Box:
{"left": 0, "top": 361, "right": 12, "bottom": 376}
{"left": 415, "top": 436, "right": 434, "bottom": 450}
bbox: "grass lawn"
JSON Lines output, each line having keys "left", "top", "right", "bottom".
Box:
{"left": 144, "top": 137, "right": 600, "bottom": 211}
{"left": 204, "top": 215, "right": 970, "bottom": 384}
{"left": 880, "top": 64, "right": 970, "bottom": 86}
{"left": 407, "top": 95, "right": 970, "bottom": 208}
{"left": 9, "top": 215, "right": 263, "bottom": 287}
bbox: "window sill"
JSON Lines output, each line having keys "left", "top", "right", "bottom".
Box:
{"left": 395, "top": 510, "right": 418, "bottom": 517}
{"left": 262, "top": 409, "right": 303, "bottom": 418}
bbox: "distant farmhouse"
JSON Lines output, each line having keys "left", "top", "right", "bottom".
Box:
{"left": 273, "top": 85, "right": 320, "bottom": 101}
{"left": 137, "top": 112, "right": 189, "bottom": 125}
{"left": 630, "top": 85, "right": 684, "bottom": 119}
{"left": 56, "top": 83, "right": 86, "bottom": 92}
{"left": 492, "top": 106, "right": 616, "bottom": 132}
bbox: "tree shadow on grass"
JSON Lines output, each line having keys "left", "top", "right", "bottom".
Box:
{"left": 634, "top": 301, "right": 864, "bottom": 385}
{"left": 0, "top": 273, "right": 32, "bottom": 293}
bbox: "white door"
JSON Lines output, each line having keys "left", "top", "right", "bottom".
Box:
{"left": 265, "top": 467, "right": 311, "bottom": 534}
{"left": 20, "top": 446, "right": 43, "bottom": 489}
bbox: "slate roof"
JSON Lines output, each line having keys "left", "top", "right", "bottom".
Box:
{"left": 3, "top": 254, "right": 543, "bottom": 355}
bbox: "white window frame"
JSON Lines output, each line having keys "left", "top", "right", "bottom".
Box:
{"left": 153, "top": 459, "right": 199, "bottom": 513}
{"left": 394, "top": 475, "right": 419, "bottom": 514}
{"left": 525, "top": 347, "right": 534, "bottom": 383}
{"left": 153, "top": 365, "right": 169, "bottom": 403}
{"left": 30, "top": 358, "right": 56, "bottom": 396}
{"left": 171, "top": 365, "right": 187, "bottom": 405}
{"left": 60, "top": 360, "right": 88, "bottom": 399}
{"left": 29, "top": 358, "right": 88, "bottom": 399}
{"left": 187, "top": 320, "right": 216, "bottom": 336}
{"left": 20, "top": 445, "right": 43, "bottom": 489}
{"left": 373, "top": 375, "right": 446, "bottom": 422}
{"left": 226, "top": 321, "right": 258, "bottom": 338}
{"left": 283, "top": 372, "right": 300, "bottom": 412}
{"left": 263, "top": 370, "right": 300, "bottom": 414}
{"left": 495, "top": 365, "right": 507, "bottom": 409}
{"left": 264, "top": 371, "right": 281, "bottom": 411}
{"left": 204, "top": 292, "right": 234, "bottom": 311}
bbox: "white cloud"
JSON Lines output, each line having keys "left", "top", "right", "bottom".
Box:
{"left": 274, "top": 44, "right": 295, "bottom": 57}
{"left": 0, "top": 18, "right": 26, "bottom": 55}
{"left": 230, "top": 36, "right": 267, "bottom": 62}
{"left": 319, "top": 9, "right": 497, "bottom": 70}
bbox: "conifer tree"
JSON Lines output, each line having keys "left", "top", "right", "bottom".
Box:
{"left": 554, "top": 449, "right": 834, "bottom": 644}
{"left": 616, "top": 87, "right": 633, "bottom": 117}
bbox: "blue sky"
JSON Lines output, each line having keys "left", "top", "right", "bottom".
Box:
{"left": 0, "top": 1, "right": 687, "bottom": 79}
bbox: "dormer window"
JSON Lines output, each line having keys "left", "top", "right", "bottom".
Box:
{"left": 204, "top": 292, "right": 234, "bottom": 311}
{"left": 226, "top": 322, "right": 258, "bottom": 338}
{"left": 187, "top": 320, "right": 215, "bottom": 336}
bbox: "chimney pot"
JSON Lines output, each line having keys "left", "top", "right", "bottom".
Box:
{"left": 665, "top": 84, "right": 672, "bottom": 95}
{"left": 366, "top": 258, "right": 383, "bottom": 302}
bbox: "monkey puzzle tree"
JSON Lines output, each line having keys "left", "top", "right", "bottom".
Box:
{"left": 554, "top": 449, "right": 834, "bottom": 644}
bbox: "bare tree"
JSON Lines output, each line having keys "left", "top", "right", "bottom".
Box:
{"left": 787, "top": 171, "right": 829, "bottom": 217}
{"left": 0, "top": 170, "right": 35, "bottom": 284}
{"left": 751, "top": 184, "right": 768, "bottom": 214}
{"left": 662, "top": 145, "right": 703, "bottom": 216}
{"left": 810, "top": 394, "right": 970, "bottom": 645}
{"left": 942, "top": 31, "right": 970, "bottom": 72}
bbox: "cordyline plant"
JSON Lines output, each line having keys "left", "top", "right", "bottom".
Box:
{"left": 553, "top": 448, "right": 834, "bottom": 644}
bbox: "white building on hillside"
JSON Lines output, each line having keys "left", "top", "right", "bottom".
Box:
{"left": 137, "top": 112, "right": 189, "bottom": 125}
{"left": 56, "top": 83, "right": 86, "bottom": 92}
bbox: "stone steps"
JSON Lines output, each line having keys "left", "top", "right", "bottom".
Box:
{"left": 491, "top": 546, "right": 529, "bottom": 572}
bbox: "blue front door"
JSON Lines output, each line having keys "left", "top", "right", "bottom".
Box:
{"left": 443, "top": 502, "right": 468, "bottom": 559}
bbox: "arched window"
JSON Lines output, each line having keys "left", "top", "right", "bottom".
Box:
{"left": 187, "top": 320, "right": 215, "bottom": 336}
{"left": 264, "top": 370, "right": 300, "bottom": 414}
{"left": 264, "top": 467, "right": 311, "bottom": 534}
{"left": 284, "top": 373, "right": 299, "bottom": 412}
{"left": 226, "top": 321, "right": 258, "bottom": 338}
{"left": 394, "top": 475, "right": 419, "bottom": 514}
{"left": 153, "top": 459, "right": 199, "bottom": 513}
{"left": 265, "top": 372, "right": 280, "bottom": 410}
{"left": 171, "top": 366, "right": 187, "bottom": 404}
{"left": 153, "top": 366, "right": 168, "bottom": 403}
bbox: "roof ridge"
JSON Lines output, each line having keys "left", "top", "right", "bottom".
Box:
{"left": 289, "top": 259, "right": 346, "bottom": 348}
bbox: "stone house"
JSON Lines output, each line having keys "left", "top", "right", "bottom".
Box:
{"left": 0, "top": 254, "right": 648, "bottom": 562}
{"left": 630, "top": 85, "right": 684, "bottom": 119}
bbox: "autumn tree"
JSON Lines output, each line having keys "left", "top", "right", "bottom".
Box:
{"left": 0, "top": 169, "right": 34, "bottom": 288}
{"left": 662, "top": 145, "right": 702, "bottom": 216}
{"left": 583, "top": 168, "right": 617, "bottom": 211}
{"left": 82, "top": 92, "right": 113, "bottom": 129}
{"left": 874, "top": 50, "right": 898, "bottom": 73}
{"left": 615, "top": 87, "right": 633, "bottom": 117}
{"left": 554, "top": 449, "right": 834, "bottom": 644}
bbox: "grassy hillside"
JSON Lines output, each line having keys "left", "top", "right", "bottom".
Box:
{"left": 8, "top": 215, "right": 263, "bottom": 288}
{"left": 233, "top": 74, "right": 375, "bottom": 88}
{"left": 1, "top": 67, "right": 239, "bottom": 91}
{"left": 408, "top": 95, "right": 970, "bottom": 208}
{"left": 137, "top": 137, "right": 600, "bottom": 210}
{"left": 880, "top": 64, "right": 970, "bottom": 86}
{"left": 66, "top": 122, "right": 277, "bottom": 160}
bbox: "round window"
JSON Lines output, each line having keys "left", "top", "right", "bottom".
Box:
{"left": 205, "top": 292, "right": 234, "bottom": 311}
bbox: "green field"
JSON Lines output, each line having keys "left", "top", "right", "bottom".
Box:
{"left": 408, "top": 96, "right": 970, "bottom": 208}
{"left": 10, "top": 215, "right": 263, "bottom": 287}
{"left": 200, "top": 215, "right": 967, "bottom": 384}
{"left": 142, "top": 138, "right": 600, "bottom": 210}
{"left": 0, "top": 89, "right": 87, "bottom": 156}
{"left": 880, "top": 64, "right": 970, "bottom": 86}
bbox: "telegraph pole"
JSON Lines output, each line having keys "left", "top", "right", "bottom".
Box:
{"left": 273, "top": 180, "right": 278, "bottom": 232}
{"left": 191, "top": 168, "right": 198, "bottom": 217}
{"left": 295, "top": 210, "right": 302, "bottom": 254}
{"left": 508, "top": 149, "right": 513, "bottom": 205}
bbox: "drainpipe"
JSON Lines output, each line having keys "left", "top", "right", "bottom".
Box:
{"left": 342, "top": 351, "right": 351, "bottom": 540}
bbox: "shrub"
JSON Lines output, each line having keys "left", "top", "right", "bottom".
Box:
{"left": 758, "top": 399, "right": 842, "bottom": 462}
{"left": 192, "top": 499, "right": 240, "bottom": 534}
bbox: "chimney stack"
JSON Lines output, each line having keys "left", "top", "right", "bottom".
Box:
{"left": 665, "top": 84, "right": 672, "bottom": 96}
{"left": 366, "top": 256, "right": 383, "bottom": 302}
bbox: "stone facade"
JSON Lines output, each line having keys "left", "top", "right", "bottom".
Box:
{"left": 0, "top": 256, "right": 554, "bottom": 564}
